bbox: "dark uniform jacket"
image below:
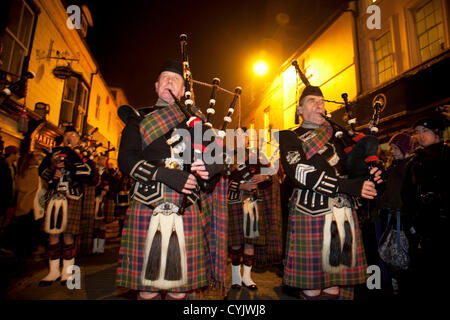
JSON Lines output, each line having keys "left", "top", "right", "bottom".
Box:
{"left": 279, "top": 126, "right": 365, "bottom": 216}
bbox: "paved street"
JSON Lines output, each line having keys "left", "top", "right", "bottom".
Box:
{"left": 2, "top": 238, "right": 300, "bottom": 301}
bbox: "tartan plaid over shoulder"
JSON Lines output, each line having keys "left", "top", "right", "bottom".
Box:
{"left": 139, "top": 102, "right": 185, "bottom": 147}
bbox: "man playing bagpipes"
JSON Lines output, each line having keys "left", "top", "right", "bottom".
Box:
{"left": 38, "top": 126, "right": 96, "bottom": 286}
{"left": 227, "top": 128, "right": 282, "bottom": 290}
{"left": 279, "top": 85, "right": 383, "bottom": 300}
{"left": 116, "top": 61, "right": 228, "bottom": 300}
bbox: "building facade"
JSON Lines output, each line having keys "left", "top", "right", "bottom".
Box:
{"left": 0, "top": 0, "right": 126, "bottom": 166}
{"left": 241, "top": 0, "right": 449, "bottom": 148}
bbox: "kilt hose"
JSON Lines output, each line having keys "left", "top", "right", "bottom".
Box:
{"left": 255, "top": 176, "right": 283, "bottom": 267}
{"left": 77, "top": 185, "right": 97, "bottom": 255}
{"left": 116, "top": 200, "right": 209, "bottom": 293}
{"left": 283, "top": 205, "right": 367, "bottom": 294}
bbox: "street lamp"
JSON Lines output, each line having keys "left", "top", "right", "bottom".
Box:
{"left": 253, "top": 60, "right": 269, "bottom": 76}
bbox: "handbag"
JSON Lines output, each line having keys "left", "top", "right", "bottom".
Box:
{"left": 378, "top": 210, "right": 410, "bottom": 270}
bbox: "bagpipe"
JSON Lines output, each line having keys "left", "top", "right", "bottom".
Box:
{"left": 167, "top": 34, "right": 243, "bottom": 194}
{"left": 291, "top": 59, "right": 384, "bottom": 180}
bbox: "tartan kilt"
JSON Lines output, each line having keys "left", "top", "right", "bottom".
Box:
{"left": 255, "top": 176, "right": 283, "bottom": 266}
{"left": 228, "top": 198, "right": 266, "bottom": 247}
{"left": 78, "top": 185, "right": 97, "bottom": 254}
{"left": 95, "top": 197, "right": 116, "bottom": 227}
{"left": 116, "top": 199, "right": 209, "bottom": 292}
{"left": 283, "top": 204, "right": 367, "bottom": 289}
{"left": 64, "top": 197, "right": 83, "bottom": 235}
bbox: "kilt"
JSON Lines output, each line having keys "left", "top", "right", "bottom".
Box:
{"left": 64, "top": 197, "right": 83, "bottom": 235}
{"left": 255, "top": 176, "right": 283, "bottom": 266}
{"left": 78, "top": 185, "right": 96, "bottom": 254}
{"left": 283, "top": 204, "right": 367, "bottom": 289}
{"left": 228, "top": 198, "right": 266, "bottom": 247}
{"left": 116, "top": 200, "right": 209, "bottom": 292}
{"left": 200, "top": 176, "right": 228, "bottom": 295}
{"left": 95, "top": 197, "right": 116, "bottom": 227}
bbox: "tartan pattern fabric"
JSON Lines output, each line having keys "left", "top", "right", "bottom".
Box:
{"left": 116, "top": 200, "right": 208, "bottom": 292}
{"left": 255, "top": 176, "right": 283, "bottom": 266}
{"left": 283, "top": 206, "right": 367, "bottom": 289}
{"left": 300, "top": 122, "right": 333, "bottom": 160}
{"left": 200, "top": 176, "right": 228, "bottom": 295}
{"left": 78, "top": 185, "right": 97, "bottom": 254}
{"left": 139, "top": 102, "right": 185, "bottom": 148}
{"left": 99, "top": 198, "right": 116, "bottom": 224}
{"left": 64, "top": 197, "right": 83, "bottom": 235}
{"left": 228, "top": 195, "right": 266, "bottom": 247}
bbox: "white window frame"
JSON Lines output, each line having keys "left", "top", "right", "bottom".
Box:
{"left": 405, "top": 0, "right": 450, "bottom": 67}
{"left": 374, "top": 31, "right": 396, "bottom": 84}
{"left": 1, "top": 0, "right": 35, "bottom": 76}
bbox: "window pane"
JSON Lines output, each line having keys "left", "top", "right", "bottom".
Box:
{"left": 419, "top": 33, "right": 428, "bottom": 48}
{"left": 429, "top": 41, "right": 440, "bottom": 56}
{"left": 424, "top": 1, "right": 433, "bottom": 16}
{"left": 415, "top": 8, "right": 424, "bottom": 22}
{"left": 18, "top": 5, "right": 33, "bottom": 48}
{"left": 0, "top": 34, "right": 14, "bottom": 72}
{"left": 379, "top": 59, "right": 385, "bottom": 72}
{"left": 387, "top": 55, "right": 393, "bottom": 67}
{"left": 60, "top": 101, "right": 75, "bottom": 123}
{"left": 382, "top": 45, "right": 388, "bottom": 58}
{"left": 417, "top": 20, "right": 425, "bottom": 34}
{"left": 429, "top": 26, "right": 438, "bottom": 43}
{"left": 421, "top": 47, "right": 431, "bottom": 60}
{"left": 10, "top": 43, "right": 24, "bottom": 76}
{"left": 7, "top": 0, "right": 22, "bottom": 37}
{"left": 63, "top": 77, "right": 78, "bottom": 102}
{"left": 425, "top": 14, "right": 435, "bottom": 29}
{"left": 376, "top": 49, "right": 382, "bottom": 61}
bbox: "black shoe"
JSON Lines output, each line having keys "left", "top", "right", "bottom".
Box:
{"left": 38, "top": 277, "right": 60, "bottom": 287}
{"left": 231, "top": 284, "right": 242, "bottom": 290}
{"left": 243, "top": 282, "right": 257, "bottom": 290}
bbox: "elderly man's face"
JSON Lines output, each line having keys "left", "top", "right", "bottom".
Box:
{"left": 155, "top": 71, "right": 185, "bottom": 103}
{"left": 63, "top": 131, "right": 80, "bottom": 147}
{"left": 297, "top": 95, "right": 326, "bottom": 125}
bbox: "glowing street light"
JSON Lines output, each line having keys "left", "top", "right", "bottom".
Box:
{"left": 253, "top": 60, "right": 269, "bottom": 76}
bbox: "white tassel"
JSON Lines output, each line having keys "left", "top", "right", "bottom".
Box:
{"left": 142, "top": 213, "right": 187, "bottom": 289}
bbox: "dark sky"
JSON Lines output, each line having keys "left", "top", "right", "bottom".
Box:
{"left": 72, "top": 0, "right": 348, "bottom": 123}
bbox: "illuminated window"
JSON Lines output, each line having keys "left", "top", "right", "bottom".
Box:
{"left": 374, "top": 32, "right": 395, "bottom": 84}
{"left": 414, "top": 0, "right": 445, "bottom": 62}
{"left": 59, "top": 77, "right": 88, "bottom": 133}
{"left": 0, "top": 0, "right": 35, "bottom": 76}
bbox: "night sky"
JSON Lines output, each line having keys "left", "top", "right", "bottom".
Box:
{"left": 71, "top": 0, "right": 348, "bottom": 123}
